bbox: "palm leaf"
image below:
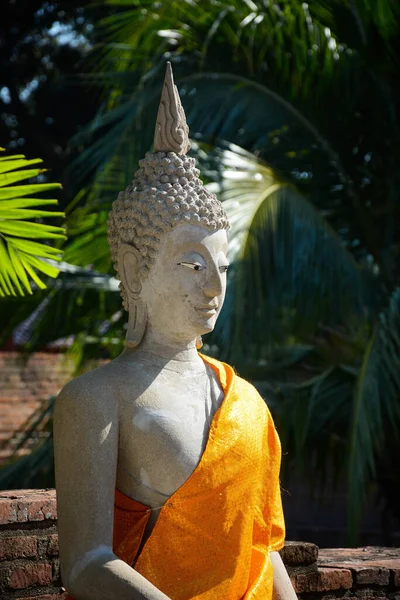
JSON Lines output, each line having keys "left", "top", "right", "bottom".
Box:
{"left": 0, "top": 262, "right": 121, "bottom": 352}
{"left": 347, "top": 287, "right": 400, "bottom": 543}
{"left": 63, "top": 210, "right": 111, "bottom": 270}
{"left": 94, "top": 0, "right": 343, "bottom": 97}
{"left": 206, "top": 143, "right": 370, "bottom": 363}
{"left": 65, "top": 62, "right": 354, "bottom": 277}
{"left": 69, "top": 68, "right": 348, "bottom": 209}
{"left": 276, "top": 366, "right": 353, "bottom": 486}
{"left": 68, "top": 0, "right": 353, "bottom": 209}
{"left": 0, "top": 151, "right": 66, "bottom": 297}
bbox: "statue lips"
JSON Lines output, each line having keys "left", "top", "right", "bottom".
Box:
{"left": 195, "top": 304, "right": 218, "bottom": 316}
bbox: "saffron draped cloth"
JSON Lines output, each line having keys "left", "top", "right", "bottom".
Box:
{"left": 67, "top": 355, "right": 285, "bottom": 600}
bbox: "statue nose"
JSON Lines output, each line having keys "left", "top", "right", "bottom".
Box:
{"left": 203, "top": 268, "right": 223, "bottom": 298}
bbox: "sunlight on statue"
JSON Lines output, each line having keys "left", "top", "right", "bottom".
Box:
{"left": 54, "top": 62, "right": 296, "bottom": 600}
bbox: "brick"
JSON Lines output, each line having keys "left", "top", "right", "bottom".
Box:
{"left": 46, "top": 534, "right": 59, "bottom": 557}
{"left": 9, "top": 562, "right": 52, "bottom": 589}
{"left": 319, "top": 555, "right": 400, "bottom": 587}
{"left": 0, "top": 490, "right": 57, "bottom": 524}
{"left": 280, "top": 541, "right": 318, "bottom": 566}
{"left": 318, "top": 567, "right": 353, "bottom": 590}
{"left": 319, "top": 547, "right": 400, "bottom": 563}
{"left": 0, "top": 535, "right": 38, "bottom": 561}
{"left": 292, "top": 567, "right": 353, "bottom": 593}
{"left": 354, "top": 566, "right": 390, "bottom": 586}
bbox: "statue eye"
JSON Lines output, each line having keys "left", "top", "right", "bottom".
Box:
{"left": 177, "top": 262, "right": 205, "bottom": 271}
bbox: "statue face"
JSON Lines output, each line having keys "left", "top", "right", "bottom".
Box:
{"left": 139, "top": 224, "right": 229, "bottom": 343}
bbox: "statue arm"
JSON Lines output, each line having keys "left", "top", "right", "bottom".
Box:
{"left": 271, "top": 551, "right": 297, "bottom": 600}
{"left": 54, "top": 376, "right": 171, "bottom": 600}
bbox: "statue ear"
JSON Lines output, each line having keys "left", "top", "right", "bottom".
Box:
{"left": 118, "top": 243, "right": 142, "bottom": 298}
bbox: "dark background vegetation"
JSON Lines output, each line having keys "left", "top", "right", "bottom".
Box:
{"left": 1, "top": 0, "right": 400, "bottom": 546}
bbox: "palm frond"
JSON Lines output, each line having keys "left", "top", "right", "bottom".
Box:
{"left": 0, "top": 152, "right": 65, "bottom": 297}
{"left": 347, "top": 287, "right": 400, "bottom": 543}
{"left": 66, "top": 67, "right": 354, "bottom": 279}
{"left": 69, "top": 68, "right": 349, "bottom": 208}
{"left": 0, "top": 261, "right": 121, "bottom": 353}
{"left": 206, "top": 144, "right": 371, "bottom": 363}
{"left": 63, "top": 211, "right": 111, "bottom": 271}
{"left": 94, "top": 0, "right": 345, "bottom": 100}
{"left": 275, "top": 365, "right": 353, "bottom": 486}
{"left": 15, "top": 264, "right": 122, "bottom": 365}
{"left": 68, "top": 0, "right": 357, "bottom": 211}
{"left": 182, "top": 73, "right": 350, "bottom": 194}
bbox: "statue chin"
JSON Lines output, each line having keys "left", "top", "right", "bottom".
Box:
{"left": 199, "top": 320, "right": 217, "bottom": 335}
{"left": 192, "top": 310, "right": 220, "bottom": 337}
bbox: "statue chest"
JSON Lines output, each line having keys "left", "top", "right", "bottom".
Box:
{"left": 116, "top": 370, "right": 223, "bottom": 508}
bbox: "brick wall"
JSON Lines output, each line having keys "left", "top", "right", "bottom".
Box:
{"left": 283, "top": 543, "right": 400, "bottom": 598}
{"left": 0, "top": 353, "right": 75, "bottom": 464}
{"left": 1, "top": 490, "right": 400, "bottom": 600}
{"left": 0, "top": 490, "right": 65, "bottom": 599}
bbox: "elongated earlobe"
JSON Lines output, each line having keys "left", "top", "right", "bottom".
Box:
{"left": 126, "top": 297, "right": 147, "bottom": 348}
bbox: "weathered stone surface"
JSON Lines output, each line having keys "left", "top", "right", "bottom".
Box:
{"left": 291, "top": 567, "right": 353, "bottom": 593}
{"left": 46, "top": 534, "right": 59, "bottom": 557}
{"left": 0, "top": 535, "right": 38, "bottom": 561}
{"left": 0, "top": 490, "right": 57, "bottom": 525}
{"left": 319, "top": 547, "right": 400, "bottom": 587}
{"left": 8, "top": 562, "right": 52, "bottom": 589}
{"left": 319, "top": 547, "right": 400, "bottom": 563}
{"left": 280, "top": 541, "right": 319, "bottom": 566}
{"left": 318, "top": 562, "right": 390, "bottom": 586}
{"left": 355, "top": 566, "right": 390, "bottom": 586}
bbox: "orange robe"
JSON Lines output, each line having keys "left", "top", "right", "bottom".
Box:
{"left": 67, "top": 355, "right": 285, "bottom": 600}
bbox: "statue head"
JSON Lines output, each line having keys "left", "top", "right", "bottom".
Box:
{"left": 108, "top": 63, "right": 230, "bottom": 348}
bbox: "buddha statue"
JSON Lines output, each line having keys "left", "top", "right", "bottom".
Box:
{"left": 54, "top": 63, "right": 297, "bottom": 600}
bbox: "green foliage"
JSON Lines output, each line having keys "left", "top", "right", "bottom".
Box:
{"left": 265, "top": 287, "right": 400, "bottom": 545}
{"left": 2, "top": 0, "right": 400, "bottom": 542}
{"left": 205, "top": 144, "right": 371, "bottom": 363}
{"left": 347, "top": 288, "right": 400, "bottom": 542}
{"left": 69, "top": 0, "right": 400, "bottom": 281}
{"left": 0, "top": 150, "right": 65, "bottom": 296}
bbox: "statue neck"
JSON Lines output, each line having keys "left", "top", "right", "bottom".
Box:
{"left": 123, "top": 326, "right": 203, "bottom": 369}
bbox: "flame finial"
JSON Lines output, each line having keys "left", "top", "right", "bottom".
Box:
{"left": 154, "top": 62, "right": 191, "bottom": 155}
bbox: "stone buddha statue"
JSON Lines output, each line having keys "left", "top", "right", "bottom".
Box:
{"left": 54, "top": 64, "right": 296, "bottom": 600}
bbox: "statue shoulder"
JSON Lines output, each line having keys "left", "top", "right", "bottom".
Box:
{"left": 232, "top": 371, "right": 264, "bottom": 402}
{"left": 232, "top": 371, "right": 276, "bottom": 420}
{"left": 55, "top": 361, "right": 120, "bottom": 420}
